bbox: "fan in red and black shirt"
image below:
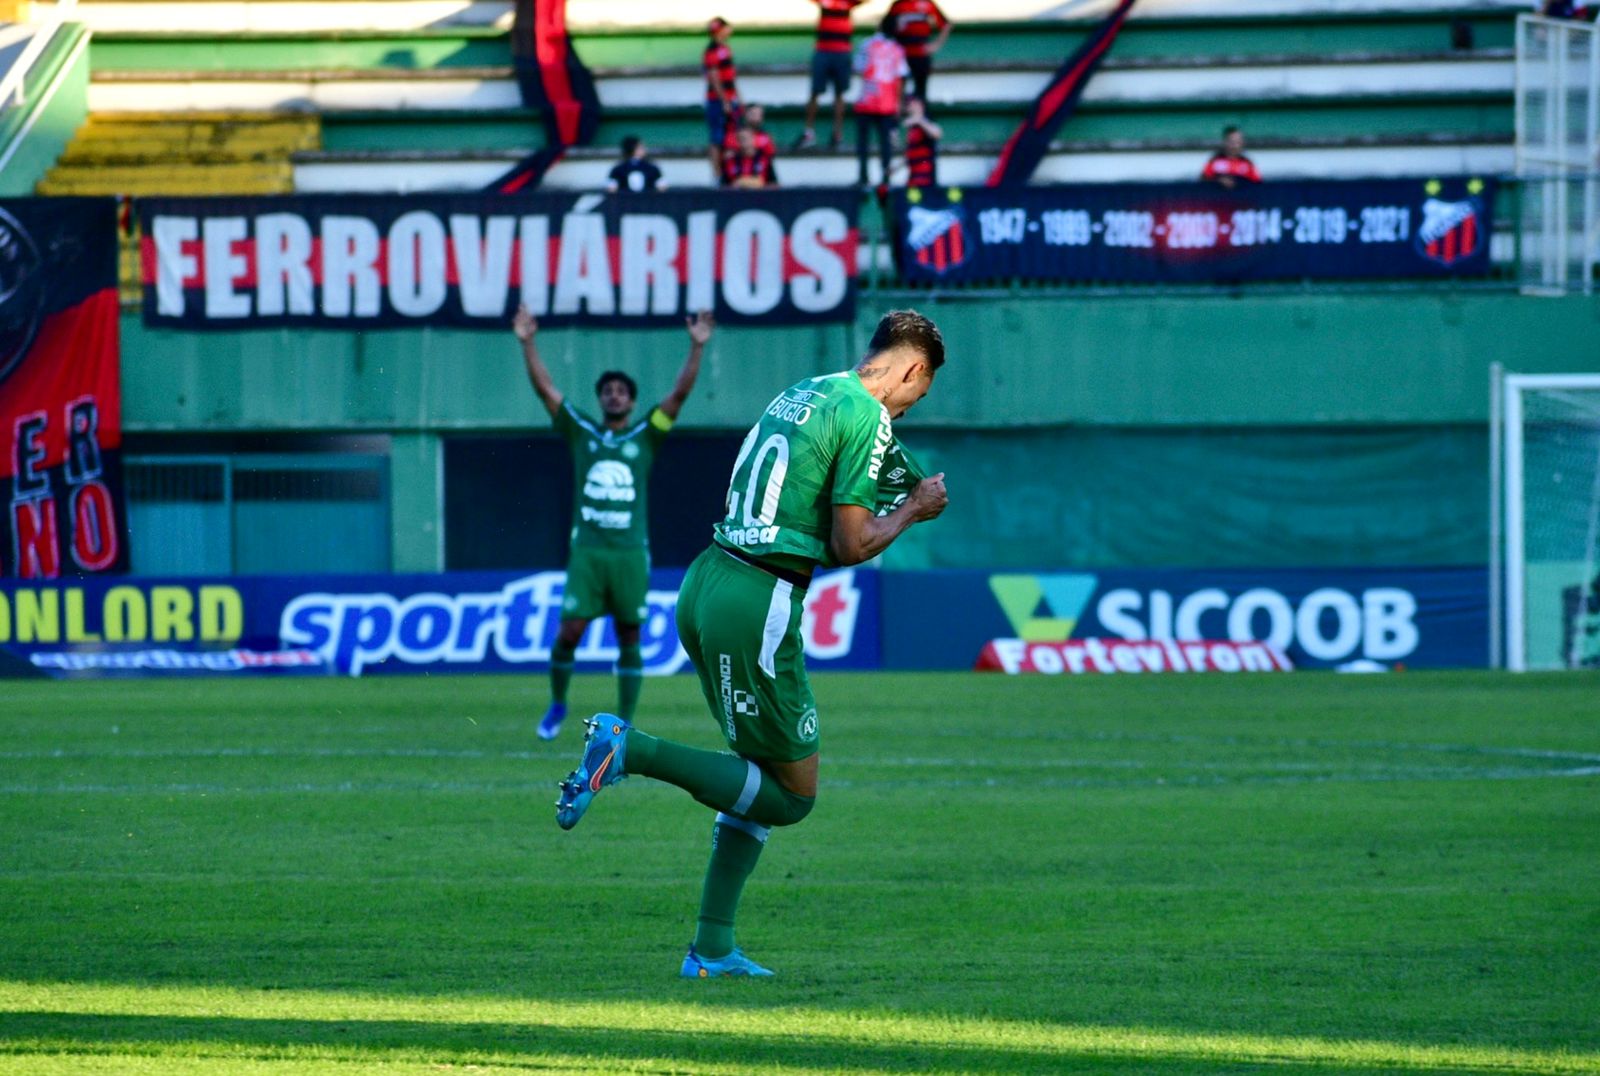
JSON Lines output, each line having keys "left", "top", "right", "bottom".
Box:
{"left": 887, "top": 0, "right": 951, "bottom": 103}
{"left": 796, "top": 0, "right": 866, "bottom": 150}
{"left": 722, "top": 126, "right": 779, "bottom": 188}
{"left": 703, "top": 18, "right": 741, "bottom": 177}
{"left": 1201, "top": 126, "right": 1262, "bottom": 189}
{"left": 902, "top": 96, "right": 941, "bottom": 188}
{"left": 723, "top": 103, "right": 777, "bottom": 162}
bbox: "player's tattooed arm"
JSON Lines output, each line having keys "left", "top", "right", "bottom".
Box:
{"left": 512, "top": 303, "right": 564, "bottom": 417}
{"left": 660, "top": 310, "right": 713, "bottom": 420}
{"left": 829, "top": 473, "right": 948, "bottom": 565}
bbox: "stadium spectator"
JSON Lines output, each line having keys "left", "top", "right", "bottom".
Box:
{"left": 723, "top": 102, "right": 777, "bottom": 162}
{"left": 606, "top": 136, "right": 665, "bottom": 193}
{"left": 795, "top": 0, "right": 866, "bottom": 150}
{"left": 888, "top": 0, "right": 951, "bottom": 103}
{"left": 1201, "top": 126, "right": 1262, "bottom": 188}
{"left": 854, "top": 17, "right": 908, "bottom": 189}
{"left": 723, "top": 125, "right": 779, "bottom": 188}
{"left": 704, "top": 18, "right": 741, "bottom": 178}
{"left": 902, "top": 96, "right": 941, "bottom": 188}
{"left": 1538, "top": 1, "right": 1595, "bottom": 19}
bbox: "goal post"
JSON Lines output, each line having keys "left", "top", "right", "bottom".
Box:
{"left": 1499, "top": 371, "right": 1600, "bottom": 671}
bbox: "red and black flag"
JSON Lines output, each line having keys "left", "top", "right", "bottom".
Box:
{"left": 0, "top": 197, "right": 128, "bottom": 578}
{"left": 489, "top": 0, "right": 603, "bottom": 194}
{"left": 987, "top": 0, "right": 1136, "bottom": 188}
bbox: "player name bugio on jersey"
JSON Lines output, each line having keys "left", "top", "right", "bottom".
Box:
{"left": 718, "top": 373, "right": 892, "bottom": 558}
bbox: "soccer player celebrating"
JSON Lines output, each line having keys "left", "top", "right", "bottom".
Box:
{"left": 554, "top": 310, "right": 950, "bottom": 978}
{"left": 513, "top": 304, "right": 713, "bottom": 740}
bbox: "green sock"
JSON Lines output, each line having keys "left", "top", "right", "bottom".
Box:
{"left": 623, "top": 731, "right": 816, "bottom": 827}
{"left": 694, "top": 814, "right": 767, "bottom": 959}
{"left": 617, "top": 643, "right": 642, "bottom": 719}
{"left": 550, "top": 640, "right": 576, "bottom": 705}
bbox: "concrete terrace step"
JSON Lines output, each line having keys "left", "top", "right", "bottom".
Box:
{"left": 69, "top": 0, "right": 1527, "bottom": 35}
{"left": 86, "top": 53, "right": 1513, "bottom": 113}
{"left": 291, "top": 137, "right": 1514, "bottom": 193}
{"left": 39, "top": 160, "right": 296, "bottom": 194}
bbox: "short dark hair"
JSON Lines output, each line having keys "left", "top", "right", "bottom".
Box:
{"left": 708, "top": 16, "right": 728, "bottom": 33}
{"left": 1222, "top": 125, "right": 1241, "bottom": 138}
{"left": 595, "top": 370, "right": 638, "bottom": 400}
{"left": 867, "top": 309, "right": 944, "bottom": 370}
{"left": 620, "top": 135, "right": 641, "bottom": 157}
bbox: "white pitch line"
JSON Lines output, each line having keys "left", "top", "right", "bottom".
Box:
{"left": 0, "top": 766, "right": 1594, "bottom": 797}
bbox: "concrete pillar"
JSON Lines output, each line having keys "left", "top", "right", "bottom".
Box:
{"left": 389, "top": 433, "right": 444, "bottom": 572}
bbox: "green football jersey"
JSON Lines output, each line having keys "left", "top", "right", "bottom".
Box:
{"left": 553, "top": 399, "right": 671, "bottom": 550}
{"left": 873, "top": 435, "right": 928, "bottom": 517}
{"left": 712, "top": 371, "right": 893, "bottom": 571}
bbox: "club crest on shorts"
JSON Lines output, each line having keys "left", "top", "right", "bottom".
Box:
{"left": 797, "top": 708, "right": 819, "bottom": 742}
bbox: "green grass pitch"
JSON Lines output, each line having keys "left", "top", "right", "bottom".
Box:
{"left": 1, "top": 670, "right": 1597, "bottom": 1074}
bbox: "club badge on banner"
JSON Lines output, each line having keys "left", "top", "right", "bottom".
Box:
{"left": 138, "top": 190, "right": 860, "bottom": 329}
{"left": 896, "top": 177, "right": 1495, "bottom": 284}
{"left": 0, "top": 198, "right": 128, "bottom": 579}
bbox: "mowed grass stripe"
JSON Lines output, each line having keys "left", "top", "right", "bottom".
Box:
{"left": 4, "top": 983, "right": 1600, "bottom": 1074}
{"left": 0, "top": 672, "right": 1596, "bottom": 1074}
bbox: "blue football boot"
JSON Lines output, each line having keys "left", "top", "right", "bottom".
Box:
{"left": 536, "top": 701, "right": 567, "bottom": 741}
{"left": 680, "top": 945, "right": 775, "bottom": 978}
{"left": 554, "top": 714, "right": 629, "bottom": 830}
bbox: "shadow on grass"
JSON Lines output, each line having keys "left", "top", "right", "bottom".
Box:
{"left": 0, "top": 1011, "right": 1551, "bottom": 1075}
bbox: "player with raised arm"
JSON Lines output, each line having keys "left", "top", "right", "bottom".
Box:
{"left": 553, "top": 310, "right": 949, "bottom": 978}
{"left": 513, "top": 305, "right": 712, "bottom": 740}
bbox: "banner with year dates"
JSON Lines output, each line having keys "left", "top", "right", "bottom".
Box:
{"left": 896, "top": 177, "right": 1495, "bottom": 284}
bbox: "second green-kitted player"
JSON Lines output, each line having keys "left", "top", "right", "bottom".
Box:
{"left": 512, "top": 304, "right": 712, "bottom": 740}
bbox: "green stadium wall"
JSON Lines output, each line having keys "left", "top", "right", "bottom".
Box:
{"left": 119, "top": 291, "right": 1600, "bottom": 571}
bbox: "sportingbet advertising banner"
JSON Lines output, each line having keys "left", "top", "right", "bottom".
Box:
{"left": 880, "top": 567, "right": 1488, "bottom": 673}
{"left": 0, "top": 198, "right": 129, "bottom": 580}
{"left": 138, "top": 190, "right": 859, "bottom": 329}
{"left": 0, "top": 567, "right": 877, "bottom": 678}
{"left": 895, "top": 177, "right": 1495, "bottom": 284}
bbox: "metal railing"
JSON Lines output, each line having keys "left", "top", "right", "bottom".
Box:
{"left": 1515, "top": 13, "right": 1599, "bottom": 294}
{"left": 0, "top": 0, "right": 77, "bottom": 114}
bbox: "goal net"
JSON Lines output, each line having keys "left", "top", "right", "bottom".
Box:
{"left": 1501, "top": 374, "right": 1600, "bottom": 670}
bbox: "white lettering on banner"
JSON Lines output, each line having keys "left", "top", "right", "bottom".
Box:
{"left": 686, "top": 210, "right": 718, "bottom": 315}
{"left": 451, "top": 214, "right": 516, "bottom": 316}
{"left": 620, "top": 214, "right": 679, "bottom": 316}
{"left": 517, "top": 215, "right": 550, "bottom": 316}
{"left": 722, "top": 210, "right": 785, "bottom": 315}
{"left": 553, "top": 212, "right": 615, "bottom": 316}
{"left": 278, "top": 569, "right": 861, "bottom": 676}
{"left": 256, "top": 212, "right": 314, "bottom": 316}
{"left": 202, "top": 217, "right": 250, "bottom": 318}
{"left": 148, "top": 206, "right": 853, "bottom": 321}
{"left": 979, "top": 637, "right": 1294, "bottom": 675}
{"left": 152, "top": 215, "right": 197, "bottom": 316}
{"left": 789, "top": 207, "right": 849, "bottom": 313}
{"left": 322, "top": 215, "right": 381, "bottom": 317}
{"left": 1092, "top": 586, "right": 1423, "bottom": 663}
{"left": 388, "top": 211, "right": 449, "bottom": 317}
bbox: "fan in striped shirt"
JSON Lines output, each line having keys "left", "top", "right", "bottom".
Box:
{"left": 902, "top": 96, "right": 941, "bottom": 189}
{"left": 795, "top": 0, "right": 866, "bottom": 151}
{"left": 887, "top": 0, "right": 951, "bottom": 103}
{"left": 703, "top": 18, "right": 741, "bottom": 177}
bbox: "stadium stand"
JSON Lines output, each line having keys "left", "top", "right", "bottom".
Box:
{"left": 46, "top": 0, "right": 1521, "bottom": 195}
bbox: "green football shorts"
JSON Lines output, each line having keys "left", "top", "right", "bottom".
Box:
{"left": 561, "top": 544, "right": 650, "bottom": 625}
{"left": 676, "top": 545, "right": 820, "bottom": 763}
